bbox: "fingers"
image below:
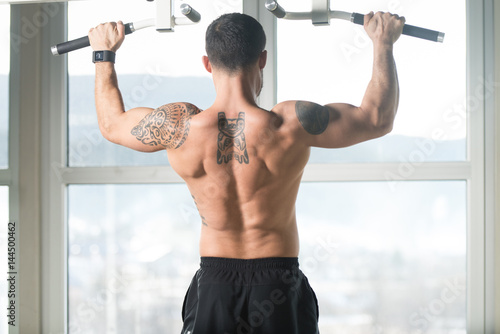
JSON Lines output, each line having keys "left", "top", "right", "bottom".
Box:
{"left": 389, "top": 12, "right": 406, "bottom": 26}
{"left": 91, "top": 21, "right": 121, "bottom": 32}
{"left": 363, "top": 11, "right": 406, "bottom": 45}
{"left": 364, "top": 11, "right": 374, "bottom": 26}
{"left": 116, "top": 21, "right": 125, "bottom": 37}
{"left": 88, "top": 21, "right": 125, "bottom": 52}
{"left": 365, "top": 11, "right": 406, "bottom": 30}
{"left": 89, "top": 21, "right": 125, "bottom": 38}
{"left": 366, "top": 11, "right": 405, "bottom": 23}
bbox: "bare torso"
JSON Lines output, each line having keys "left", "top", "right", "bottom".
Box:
{"left": 167, "top": 102, "right": 310, "bottom": 259}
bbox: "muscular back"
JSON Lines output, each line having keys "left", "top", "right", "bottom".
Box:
{"left": 162, "top": 102, "right": 311, "bottom": 258}
{"left": 112, "top": 92, "right": 390, "bottom": 258}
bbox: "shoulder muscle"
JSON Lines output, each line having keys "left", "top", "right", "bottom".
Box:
{"left": 295, "top": 101, "right": 330, "bottom": 135}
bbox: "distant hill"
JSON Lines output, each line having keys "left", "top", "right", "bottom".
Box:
{"left": 0, "top": 75, "right": 465, "bottom": 167}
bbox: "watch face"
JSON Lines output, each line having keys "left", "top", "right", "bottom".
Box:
{"left": 93, "top": 51, "right": 114, "bottom": 63}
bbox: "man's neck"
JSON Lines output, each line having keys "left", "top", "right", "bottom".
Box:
{"left": 211, "top": 71, "right": 260, "bottom": 111}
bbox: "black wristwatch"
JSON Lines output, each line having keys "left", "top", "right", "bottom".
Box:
{"left": 93, "top": 50, "right": 116, "bottom": 64}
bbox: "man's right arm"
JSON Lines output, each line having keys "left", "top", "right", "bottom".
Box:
{"left": 288, "top": 12, "right": 405, "bottom": 149}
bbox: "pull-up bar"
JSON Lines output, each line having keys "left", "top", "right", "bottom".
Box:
{"left": 265, "top": 0, "right": 445, "bottom": 43}
{"left": 51, "top": 0, "right": 201, "bottom": 56}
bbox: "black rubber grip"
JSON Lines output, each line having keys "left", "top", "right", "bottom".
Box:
{"left": 54, "top": 36, "right": 90, "bottom": 55}
{"left": 180, "top": 4, "right": 201, "bottom": 23}
{"left": 266, "top": 0, "right": 286, "bottom": 18}
{"left": 351, "top": 12, "right": 443, "bottom": 42}
{"left": 401, "top": 24, "right": 441, "bottom": 42}
{"left": 52, "top": 23, "right": 133, "bottom": 55}
{"left": 272, "top": 3, "right": 286, "bottom": 18}
{"left": 352, "top": 12, "right": 365, "bottom": 25}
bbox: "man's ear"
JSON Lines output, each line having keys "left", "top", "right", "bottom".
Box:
{"left": 202, "top": 56, "right": 212, "bottom": 73}
{"left": 259, "top": 50, "right": 267, "bottom": 70}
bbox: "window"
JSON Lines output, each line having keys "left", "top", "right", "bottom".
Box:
{"left": 296, "top": 181, "right": 466, "bottom": 333}
{"left": 277, "top": 0, "right": 466, "bottom": 163}
{"left": 0, "top": 5, "right": 9, "bottom": 169}
{"left": 68, "top": 184, "right": 199, "bottom": 333}
{"left": 46, "top": 1, "right": 483, "bottom": 333}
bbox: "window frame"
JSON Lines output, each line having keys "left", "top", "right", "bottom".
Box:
{"left": 33, "top": 0, "right": 494, "bottom": 333}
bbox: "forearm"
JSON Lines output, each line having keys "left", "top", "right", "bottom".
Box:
{"left": 361, "top": 43, "right": 399, "bottom": 130}
{"left": 94, "top": 62, "right": 125, "bottom": 136}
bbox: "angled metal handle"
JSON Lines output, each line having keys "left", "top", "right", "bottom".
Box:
{"left": 51, "top": 2, "right": 202, "bottom": 55}
{"left": 266, "top": 0, "right": 445, "bottom": 43}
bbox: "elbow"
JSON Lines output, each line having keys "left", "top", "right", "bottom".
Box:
{"left": 368, "top": 108, "right": 396, "bottom": 138}
{"left": 377, "top": 121, "right": 393, "bottom": 136}
{"left": 98, "top": 123, "right": 119, "bottom": 144}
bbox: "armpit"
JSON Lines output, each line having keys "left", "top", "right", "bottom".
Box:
{"left": 131, "top": 103, "right": 201, "bottom": 149}
{"left": 295, "top": 101, "right": 330, "bottom": 135}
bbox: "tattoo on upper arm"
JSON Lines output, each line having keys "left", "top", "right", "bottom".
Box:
{"left": 295, "top": 101, "right": 330, "bottom": 135}
{"left": 217, "top": 112, "right": 249, "bottom": 165}
{"left": 131, "top": 103, "right": 201, "bottom": 149}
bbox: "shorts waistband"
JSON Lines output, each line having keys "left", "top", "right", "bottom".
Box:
{"left": 200, "top": 257, "right": 299, "bottom": 270}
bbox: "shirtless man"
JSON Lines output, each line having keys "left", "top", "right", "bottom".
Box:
{"left": 89, "top": 11, "right": 404, "bottom": 334}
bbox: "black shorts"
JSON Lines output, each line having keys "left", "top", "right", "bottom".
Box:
{"left": 181, "top": 257, "right": 320, "bottom": 334}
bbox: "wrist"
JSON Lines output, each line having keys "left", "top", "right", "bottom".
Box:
{"left": 94, "top": 62, "right": 115, "bottom": 69}
{"left": 373, "top": 41, "right": 394, "bottom": 52}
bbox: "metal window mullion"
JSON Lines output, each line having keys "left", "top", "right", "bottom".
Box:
{"left": 467, "top": 0, "right": 487, "bottom": 332}
{"left": 483, "top": 0, "right": 496, "bottom": 331}
{"left": 40, "top": 2, "right": 68, "bottom": 333}
{"left": 303, "top": 162, "right": 472, "bottom": 182}
{"left": 57, "top": 162, "right": 472, "bottom": 185}
{"left": 244, "top": 0, "right": 277, "bottom": 110}
{"left": 59, "top": 166, "right": 184, "bottom": 184}
{"left": 8, "top": 5, "right": 20, "bottom": 334}
{"left": 0, "top": 169, "right": 11, "bottom": 185}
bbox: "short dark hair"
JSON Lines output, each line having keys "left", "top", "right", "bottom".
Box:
{"left": 205, "top": 13, "right": 266, "bottom": 73}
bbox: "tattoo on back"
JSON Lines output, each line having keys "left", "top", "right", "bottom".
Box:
{"left": 131, "top": 103, "right": 200, "bottom": 149}
{"left": 217, "top": 112, "right": 249, "bottom": 165}
{"left": 295, "top": 101, "right": 330, "bottom": 135}
{"left": 192, "top": 195, "right": 208, "bottom": 226}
